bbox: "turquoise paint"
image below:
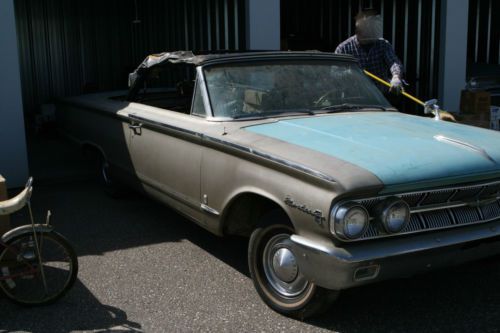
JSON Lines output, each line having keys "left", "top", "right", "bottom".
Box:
{"left": 245, "top": 112, "right": 500, "bottom": 186}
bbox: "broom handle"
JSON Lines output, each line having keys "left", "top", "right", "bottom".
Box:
{"left": 363, "top": 70, "right": 425, "bottom": 107}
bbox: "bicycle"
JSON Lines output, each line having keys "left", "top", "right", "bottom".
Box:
{"left": 0, "top": 177, "right": 78, "bottom": 305}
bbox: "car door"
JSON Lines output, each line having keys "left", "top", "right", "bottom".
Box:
{"left": 126, "top": 86, "right": 205, "bottom": 223}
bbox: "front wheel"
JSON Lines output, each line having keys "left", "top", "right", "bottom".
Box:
{"left": 248, "top": 223, "right": 338, "bottom": 319}
{"left": 0, "top": 231, "right": 78, "bottom": 306}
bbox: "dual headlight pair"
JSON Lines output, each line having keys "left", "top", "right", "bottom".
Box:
{"left": 330, "top": 197, "right": 410, "bottom": 240}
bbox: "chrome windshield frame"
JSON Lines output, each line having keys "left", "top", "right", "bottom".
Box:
{"left": 199, "top": 57, "right": 391, "bottom": 122}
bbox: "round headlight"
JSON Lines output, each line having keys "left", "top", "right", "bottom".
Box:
{"left": 378, "top": 197, "right": 410, "bottom": 234}
{"left": 331, "top": 202, "right": 369, "bottom": 239}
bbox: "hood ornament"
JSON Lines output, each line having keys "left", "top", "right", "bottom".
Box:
{"left": 424, "top": 99, "right": 441, "bottom": 120}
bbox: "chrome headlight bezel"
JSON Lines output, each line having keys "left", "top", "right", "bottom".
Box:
{"left": 377, "top": 197, "right": 411, "bottom": 234}
{"left": 330, "top": 202, "right": 369, "bottom": 240}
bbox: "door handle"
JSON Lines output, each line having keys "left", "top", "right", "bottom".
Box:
{"left": 129, "top": 122, "right": 142, "bottom": 135}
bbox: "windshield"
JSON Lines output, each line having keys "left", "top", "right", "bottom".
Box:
{"left": 203, "top": 60, "right": 392, "bottom": 119}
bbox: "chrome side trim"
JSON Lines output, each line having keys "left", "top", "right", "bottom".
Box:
{"left": 139, "top": 173, "right": 201, "bottom": 212}
{"left": 434, "top": 135, "right": 497, "bottom": 163}
{"left": 204, "top": 136, "right": 337, "bottom": 183}
{"left": 366, "top": 179, "right": 500, "bottom": 202}
{"left": 200, "top": 204, "right": 220, "bottom": 216}
{"left": 129, "top": 114, "right": 337, "bottom": 184}
{"left": 129, "top": 114, "right": 202, "bottom": 139}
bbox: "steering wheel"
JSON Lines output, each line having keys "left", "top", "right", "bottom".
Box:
{"left": 314, "top": 89, "right": 339, "bottom": 108}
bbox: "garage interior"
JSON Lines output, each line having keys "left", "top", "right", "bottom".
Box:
{"left": 1, "top": 0, "right": 499, "bottom": 187}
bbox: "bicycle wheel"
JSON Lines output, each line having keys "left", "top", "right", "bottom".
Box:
{"left": 0, "top": 230, "right": 78, "bottom": 306}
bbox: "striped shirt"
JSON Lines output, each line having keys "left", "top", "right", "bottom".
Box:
{"left": 335, "top": 35, "right": 403, "bottom": 91}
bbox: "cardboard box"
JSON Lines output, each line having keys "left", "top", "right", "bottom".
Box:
{"left": 460, "top": 90, "right": 491, "bottom": 115}
{"left": 0, "top": 175, "right": 10, "bottom": 235}
{"left": 490, "top": 106, "right": 500, "bottom": 131}
{"left": 459, "top": 114, "right": 491, "bottom": 129}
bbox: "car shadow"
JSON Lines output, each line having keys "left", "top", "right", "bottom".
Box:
{"left": 10, "top": 180, "right": 251, "bottom": 276}
{"left": 0, "top": 279, "right": 142, "bottom": 333}
{"left": 9, "top": 180, "right": 500, "bottom": 332}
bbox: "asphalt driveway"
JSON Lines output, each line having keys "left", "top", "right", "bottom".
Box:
{"left": 2, "top": 138, "right": 500, "bottom": 332}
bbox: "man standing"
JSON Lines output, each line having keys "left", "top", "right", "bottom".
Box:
{"left": 335, "top": 9, "right": 455, "bottom": 121}
{"left": 335, "top": 9, "right": 403, "bottom": 95}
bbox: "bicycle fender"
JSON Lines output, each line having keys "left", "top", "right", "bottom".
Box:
{"left": 1, "top": 224, "right": 54, "bottom": 243}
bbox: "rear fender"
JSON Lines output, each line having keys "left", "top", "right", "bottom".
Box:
{"left": 1, "top": 225, "right": 54, "bottom": 243}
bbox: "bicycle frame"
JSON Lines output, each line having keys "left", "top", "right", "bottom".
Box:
{"left": 0, "top": 178, "right": 51, "bottom": 294}
{"left": 0, "top": 177, "right": 78, "bottom": 306}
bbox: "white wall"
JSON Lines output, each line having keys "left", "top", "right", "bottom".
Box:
{"left": 246, "top": 0, "right": 280, "bottom": 50}
{"left": 0, "top": 0, "right": 29, "bottom": 188}
{"left": 438, "top": 0, "right": 469, "bottom": 113}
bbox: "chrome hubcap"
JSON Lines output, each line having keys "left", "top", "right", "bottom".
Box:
{"left": 272, "top": 248, "right": 298, "bottom": 282}
{"left": 263, "top": 234, "right": 309, "bottom": 297}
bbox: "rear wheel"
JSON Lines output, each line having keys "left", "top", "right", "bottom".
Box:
{"left": 100, "top": 159, "right": 128, "bottom": 197}
{"left": 0, "top": 231, "right": 78, "bottom": 306}
{"left": 83, "top": 147, "right": 127, "bottom": 197}
{"left": 248, "top": 216, "right": 338, "bottom": 319}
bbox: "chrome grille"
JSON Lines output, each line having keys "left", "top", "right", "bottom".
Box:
{"left": 361, "top": 198, "right": 381, "bottom": 212}
{"left": 425, "top": 210, "right": 453, "bottom": 229}
{"left": 403, "top": 214, "right": 423, "bottom": 232}
{"left": 420, "top": 190, "right": 453, "bottom": 206}
{"left": 400, "top": 193, "right": 424, "bottom": 206}
{"left": 354, "top": 179, "right": 500, "bottom": 240}
{"left": 364, "top": 224, "right": 379, "bottom": 238}
{"left": 481, "top": 184, "right": 500, "bottom": 197}
{"left": 451, "top": 187, "right": 483, "bottom": 201}
{"left": 452, "top": 206, "right": 481, "bottom": 224}
{"left": 481, "top": 201, "right": 500, "bottom": 219}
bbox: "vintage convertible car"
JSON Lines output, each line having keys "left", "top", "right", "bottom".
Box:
{"left": 57, "top": 51, "right": 500, "bottom": 319}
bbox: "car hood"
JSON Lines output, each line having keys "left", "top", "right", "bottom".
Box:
{"left": 244, "top": 112, "right": 500, "bottom": 189}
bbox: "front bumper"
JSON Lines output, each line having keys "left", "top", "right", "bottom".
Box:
{"left": 290, "top": 219, "right": 500, "bottom": 290}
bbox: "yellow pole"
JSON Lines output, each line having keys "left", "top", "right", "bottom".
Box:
{"left": 363, "top": 69, "right": 425, "bottom": 106}
{"left": 363, "top": 69, "right": 456, "bottom": 122}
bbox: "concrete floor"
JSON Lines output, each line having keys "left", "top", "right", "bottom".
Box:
{"left": 2, "top": 137, "right": 500, "bottom": 332}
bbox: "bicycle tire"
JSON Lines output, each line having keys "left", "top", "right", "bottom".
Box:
{"left": 0, "top": 230, "right": 78, "bottom": 306}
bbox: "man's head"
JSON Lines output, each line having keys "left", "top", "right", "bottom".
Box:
{"left": 355, "top": 9, "right": 382, "bottom": 45}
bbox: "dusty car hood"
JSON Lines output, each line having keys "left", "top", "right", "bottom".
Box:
{"left": 244, "top": 112, "right": 500, "bottom": 188}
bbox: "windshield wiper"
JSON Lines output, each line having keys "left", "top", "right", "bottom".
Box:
{"left": 318, "top": 103, "right": 392, "bottom": 113}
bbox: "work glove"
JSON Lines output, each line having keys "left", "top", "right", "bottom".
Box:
{"left": 389, "top": 75, "right": 403, "bottom": 94}
{"left": 439, "top": 110, "right": 456, "bottom": 122}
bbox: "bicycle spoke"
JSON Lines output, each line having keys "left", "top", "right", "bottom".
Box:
{"left": 0, "top": 231, "right": 77, "bottom": 305}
